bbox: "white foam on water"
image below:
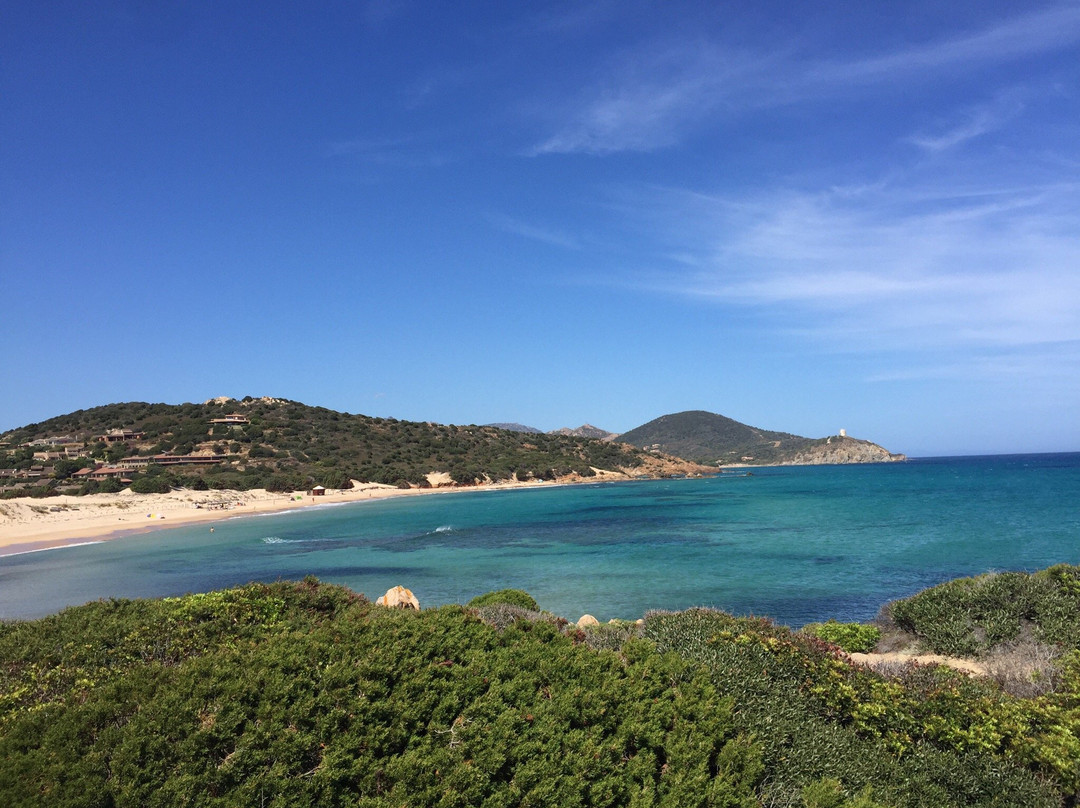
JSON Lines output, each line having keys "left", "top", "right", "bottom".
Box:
{"left": 3, "top": 540, "right": 104, "bottom": 557}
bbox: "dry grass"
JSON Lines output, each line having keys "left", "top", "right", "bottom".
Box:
{"left": 871, "top": 606, "right": 921, "bottom": 654}
{"left": 872, "top": 626, "right": 920, "bottom": 654}
{"left": 983, "top": 641, "right": 1062, "bottom": 698}
{"left": 473, "top": 603, "right": 559, "bottom": 631}
{"left": 856, "top": 656, "right": 920, "bottom": 679}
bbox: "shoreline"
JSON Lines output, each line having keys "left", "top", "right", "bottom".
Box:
{"left": 0, "top": 472, "right": 634, "bottom": 557}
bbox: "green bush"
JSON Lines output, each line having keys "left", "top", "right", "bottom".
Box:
{"left": 467, "top": 588, "right": 539, "bottom": 611}
{"left": 0, "top": 579, "right": 1073, "bottom": 807}
{"left": 801, "top": 620, "right": 881, "bottom": 653}
{"left": 129, "top": 476, "right": 171, "bottom": 494}
{"left": 889, "top": 566, "right": 1080, "bottom": 657}
{"left": 643, "top": 608, "right": 1061, "bottom": 806}
{"left": 0, "top": 584, "right": 764, "bottom": 808}
{"left": 802, "top": 777, "right": 886, "bottom": 808}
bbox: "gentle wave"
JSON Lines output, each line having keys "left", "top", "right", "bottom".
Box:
{"left": 434, "top": 525, "right": 454, "bottom": 533}
{"left": 262, "top": 536, "right": 305, "bottom": 544}
{"left": 2, "top": 540, "right": 104, "bottom": 558}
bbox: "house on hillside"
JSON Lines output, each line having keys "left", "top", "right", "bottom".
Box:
{"left": 115, "top": 454, "right": 223, "bottom": 469}
{"left": 73, "top": 465, "right": 133, "bottom": 482}
{"left": 97, "top": 429, "right": 146, "bottom": 444}
{"left": 209, "top": 414, "right": 250, "bottom": 425}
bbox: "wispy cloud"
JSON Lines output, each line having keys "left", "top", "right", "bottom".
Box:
{"left": 864, "top": 348, "right": 1080, "bottom": 384}
{"left": 487, "top": 213, "right": 580, "bottom": 249}
{"left": 324, "top": 135, "right": 451, "bottom": 168}
{"left": 808, "top": 5, "right": 1080, "bottom": 84}
{"left": 908, "top": 111, "right": 999, "bottom": 152}
{"left": 908, "top": 94, "right": 1025, "bottom": 152}
{"left": 530, "top": 41, "right": 778, "bottom": 155}
{"left": 617, "top": 179, "right": 1080, "bottom": 360}
{"left": 532, "top": 6, "right": 1080, "bottom": 155}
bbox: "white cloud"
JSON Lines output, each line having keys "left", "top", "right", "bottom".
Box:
{"left": 809, "top": 5, "right": 1080, "bottom": 84}
{"left": 530, "top": 42, "right": 759, "bottom": 155}
{"left": 908, "top": 109, "right": 1000, "bottom": 152}
{"left": 622, "top": 180, "right": 1080, "bottom": 356}
{"left": 908, "top": 94, "right": 1026, "bottom": 152}
{"left": 532, "top": 6, "right": 1080, "bottom": 155}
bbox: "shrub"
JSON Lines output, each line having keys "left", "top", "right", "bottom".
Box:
{"left": 129, "top": 477, "right": 171, "bottom": 494}
{"left": 582, "top": 620, "right": 643, "bottom": 652}
{"left": 467, "top": 588, "right": 539, "bottom": 611}
{"left": 0, "top": 586, "right": 766, "bottom": 808}
{"left": 803, "top": 777, "right": 886, "bottom": 808}
{"left": 888, "top": 566, "right": 1080, "bottom": 657}
{"left": 643, "top": 607, "right": 1060, "bottom": 806}
{"left": 472, "top": 603, "right": 551, "bottom": 631}
{"left": 982, "top": 641, "right": 1062, "bottom": 698}
{"left": 801, "top": 620, "right": 882, "bottom": 654}
{"left": 1, "top": 579, "right": 1072, "bottom": 807}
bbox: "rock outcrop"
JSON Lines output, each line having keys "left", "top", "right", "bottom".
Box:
{"left": 577, "top": 614, "right": 600, "bottom": 627}
{"left": 550, "top": 424, "right": 618, "bottom": 441}
{"left": 376, "top": 585, "right": 420, "bottom": 610}
{"left": 787, "top": 436, "right": 906, "bottom": 465}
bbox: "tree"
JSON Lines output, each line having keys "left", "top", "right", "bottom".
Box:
{"left": 51, "top": 459, "right": 83, "bottom": 480}
{"left": 316, "top": 469, "right": 352, "bottom": 490}
{"left": 104, "top": 443, "right": 130, "bottom": 463}
{"left": 129, "top": 477, "right": 170, "bottom": 494}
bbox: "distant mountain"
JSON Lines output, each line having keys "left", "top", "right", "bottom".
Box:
{"left": 618, "top": 410, "right": 904, "bottom": 466}
{"left": 549, "top": 424, "right": 617, "bottom": 441}
{"left": 483, "top": 423, "right": 544, "bottom": 434}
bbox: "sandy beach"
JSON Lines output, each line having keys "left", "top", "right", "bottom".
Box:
{"left": 0, "top": 470, "right": 635, "bottom": 557}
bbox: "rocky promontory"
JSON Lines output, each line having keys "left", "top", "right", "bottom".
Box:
{"left": 787, "top": 435, "right": 907, "bottom": 465}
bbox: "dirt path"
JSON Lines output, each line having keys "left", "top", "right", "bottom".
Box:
{"left": 848, "top": 651, "right": 989, "bottom": 676}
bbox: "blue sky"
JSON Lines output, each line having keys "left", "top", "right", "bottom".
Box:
{"left": 3, "top": 1, "right": 1079, "bottom": 457}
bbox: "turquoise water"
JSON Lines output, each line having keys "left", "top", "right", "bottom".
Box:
{"left": 2, "top": 454, "right": 1078, "bottom": 625}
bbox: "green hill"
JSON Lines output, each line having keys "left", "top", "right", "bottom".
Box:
{"left": 2, "top": 574, "right": 1076, "bottom": 806}
{"left": 0, "top": 397, "right": 674, "bottom": 497}
{"left": 618, "top": 410, "right": 903, "bottom": 466}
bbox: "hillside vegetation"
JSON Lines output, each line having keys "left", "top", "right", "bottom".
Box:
{"left": 618, "top": 411, "right": 903, "bottom": 466}
{"left": 3, "top": 568, "right": 1080, "bottom": 806}
{"left": 1, "top": 398, "right": 701, "bottom": 497}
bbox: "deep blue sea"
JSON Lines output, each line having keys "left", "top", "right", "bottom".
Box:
{"left": 2, "top": 454, "right": 1079, "bottom": 625}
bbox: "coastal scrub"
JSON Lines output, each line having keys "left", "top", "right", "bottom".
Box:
{"left": 2, "top": 579, "right": 1073, "bottom": 806}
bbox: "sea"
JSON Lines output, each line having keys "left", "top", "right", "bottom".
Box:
{"left": 1, "top": 453, "right": 1078, "bottom": 625}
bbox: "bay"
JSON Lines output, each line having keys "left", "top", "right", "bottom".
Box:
{"left": 2, "top": 453, "right": 1078, "bottom": 625}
